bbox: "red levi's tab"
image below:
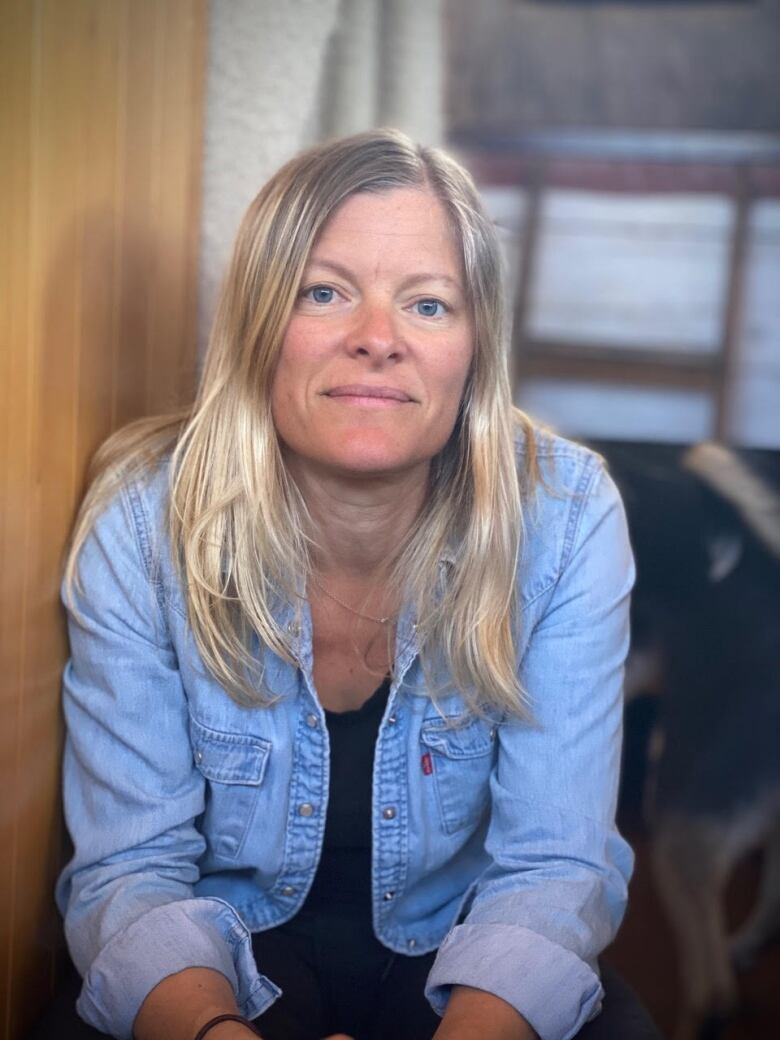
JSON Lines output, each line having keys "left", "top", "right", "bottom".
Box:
{"left": 421, "top": 752, "right": 433, "bottom": 776}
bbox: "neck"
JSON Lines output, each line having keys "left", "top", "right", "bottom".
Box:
{"left": 286, "top": 456, "right": 430, "bottom": 582}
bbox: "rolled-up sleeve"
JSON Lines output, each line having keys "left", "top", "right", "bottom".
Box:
{"left": 426, "top": 459, "right": 636, "bottom": 1040}
{"left": 57, "top": 481, "right": 277, "bottom": 1038}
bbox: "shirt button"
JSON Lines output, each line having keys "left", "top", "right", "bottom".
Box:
{"left": 298, "top": 802, "right": 315, "bottom": 817}
{"left": 286, "top": 620, "right": 300, "bottom": 637}
{"left": 387, "top": 714, "right": 397, "bottom": 725}
{"left": 382, "top": 807, "right": 397, "bottom": 820}
{"left": 306, "top": 713, "right": 319, "bottom": 728}
{"left": 383, "top": 890, "right": 395, "bottom": 901}
{"left": 281, "top": 884, "right": 296, "bottom": 897}
{"left": 194, "top": 750, "right": 203, "bottom": 763}
{"left": 407, "top": 938, "right": 417, "bottom": 949}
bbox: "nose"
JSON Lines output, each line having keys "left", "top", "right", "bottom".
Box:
{"left": 344, "top": 301, "right": 404, "bottom": 364}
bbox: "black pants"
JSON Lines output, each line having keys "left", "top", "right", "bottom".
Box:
{"left": 250, "top": 906, "right": 662, "bottom": 1040}
{"left": 30, "top": 909, "right": 662, "bottom": 1039}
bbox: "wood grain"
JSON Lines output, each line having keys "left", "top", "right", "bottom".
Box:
{"left": 0, "top": 3, "right": 205, "bottom": 1036}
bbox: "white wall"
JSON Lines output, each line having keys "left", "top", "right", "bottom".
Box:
{"left": 197, "top": 0, "right": 341, "bottom": 354}
{"left": 198, "top": 0, "right": 443, "bottom": 354}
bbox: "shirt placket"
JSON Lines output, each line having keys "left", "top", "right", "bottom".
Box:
{"left": 272, "top": 602, "right": 330, "bottom": 913}
{"left": 372, "top": 606, "right": 420, "bottom": 948}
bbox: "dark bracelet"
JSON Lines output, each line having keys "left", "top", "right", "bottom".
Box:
{"left": 193, "top": 1013, "right": 260, "bottom": 1040}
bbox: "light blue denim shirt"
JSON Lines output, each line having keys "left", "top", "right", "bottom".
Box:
{"left": 57, "top": 429, "right": 635, "bottom": 1040}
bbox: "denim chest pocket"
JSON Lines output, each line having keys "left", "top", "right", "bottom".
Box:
{"left": 420, "top": 717, "right": 497, "bottom": 835}
{"left": 190, "top": 718, "right": 271, "bottom": 860}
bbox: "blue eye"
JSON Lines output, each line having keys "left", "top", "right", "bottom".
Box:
{"left": 415, "top": 298, "right": 445, "bottom": 318}
{"left": 305, "top": 285, "right": 335, "bottom": 304}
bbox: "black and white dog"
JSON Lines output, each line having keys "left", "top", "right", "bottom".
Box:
{"left": 598, "top": 440, "right": 780, "bottom": 1040}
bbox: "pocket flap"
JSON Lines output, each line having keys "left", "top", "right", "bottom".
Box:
{"left": 190, "top": 718, "right": 271, "bottom": 785}
{"left": 420, "top": 716, "right": 496, "bottom": 759}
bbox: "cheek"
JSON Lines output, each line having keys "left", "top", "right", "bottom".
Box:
{"left": 277, "top": 321, "right": 318, "bottom": 368}
{"left": 272, "top": 336, "right": 316, "bottom": 404}
{"left": 269, "top": 366, "right": 291, "bottom": 419}
{"left": 433, "top": 345, "right": 473, "bottom": 414}
{"left": 269, "top": 358, "right": 306, "bottom": 440}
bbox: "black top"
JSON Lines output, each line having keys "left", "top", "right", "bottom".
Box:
{"left": 301, "top": 677, "right": 391, "bottom": 916}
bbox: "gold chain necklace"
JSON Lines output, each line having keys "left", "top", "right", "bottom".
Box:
{"left": 311, "top": 575, "right": 393, "bottom": 625}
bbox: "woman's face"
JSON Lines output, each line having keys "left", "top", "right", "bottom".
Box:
{"left": 271, "top": 187, "right": 473, "bottom": 484}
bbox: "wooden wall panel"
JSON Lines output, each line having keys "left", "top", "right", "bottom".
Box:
{"left": 0, "top": 3, "right": 205, "bottom": 1036}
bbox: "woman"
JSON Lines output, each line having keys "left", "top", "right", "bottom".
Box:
{"left": 54, "top": 130, "right": 651, "bottom": 1040}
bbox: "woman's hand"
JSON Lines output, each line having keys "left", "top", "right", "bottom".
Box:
{"left": 434, "top": 986, "right": 539, "bottom": 1040}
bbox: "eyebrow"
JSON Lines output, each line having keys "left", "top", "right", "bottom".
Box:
{"left": 305, "top": 257, "right": 463, "bottom": 292}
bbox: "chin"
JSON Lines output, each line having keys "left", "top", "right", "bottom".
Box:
{"left": 281, "top": 427, "right": 445, "bottom": 482}
{"left": 326, "top": 451, "right": 427, "bottom": 480}
{"left": 298, "top": 442, "right": 431, "bottom": 481}
{"left": 308, "top": 429, "right": 416, "bottom": 473}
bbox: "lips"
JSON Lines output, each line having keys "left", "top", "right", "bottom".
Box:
{"left": 323, "top": 384, "right": 414, "bottom": 402}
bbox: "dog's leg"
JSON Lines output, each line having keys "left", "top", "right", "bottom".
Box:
{"left": 652, "top": 813, "right": 739, "bottom": 1040}
{"left": 730, "top": 815, "right": 780, "bottom": 969}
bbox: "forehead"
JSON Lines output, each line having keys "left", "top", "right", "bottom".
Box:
{"left": 310, "top": 188, "right": 462, "bottom": 274}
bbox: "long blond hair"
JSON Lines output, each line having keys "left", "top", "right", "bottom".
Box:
{"left": 65, "top": 129, "right": 539, "bottom": 715}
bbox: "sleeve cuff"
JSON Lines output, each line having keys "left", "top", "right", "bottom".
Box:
{"left": 75, "top": 898, "right": 280, "bottom": 1039}
{"left": 425, "top": 923, "right": 602, "bottom": 1040}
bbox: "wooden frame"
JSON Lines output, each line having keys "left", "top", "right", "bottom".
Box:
{"left": 456, "top": 132, "right": 780, "bottom": 440}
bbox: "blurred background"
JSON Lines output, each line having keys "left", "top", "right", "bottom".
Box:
{"left": 1, "top": 1, "right": 778, "bottom": 1038}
